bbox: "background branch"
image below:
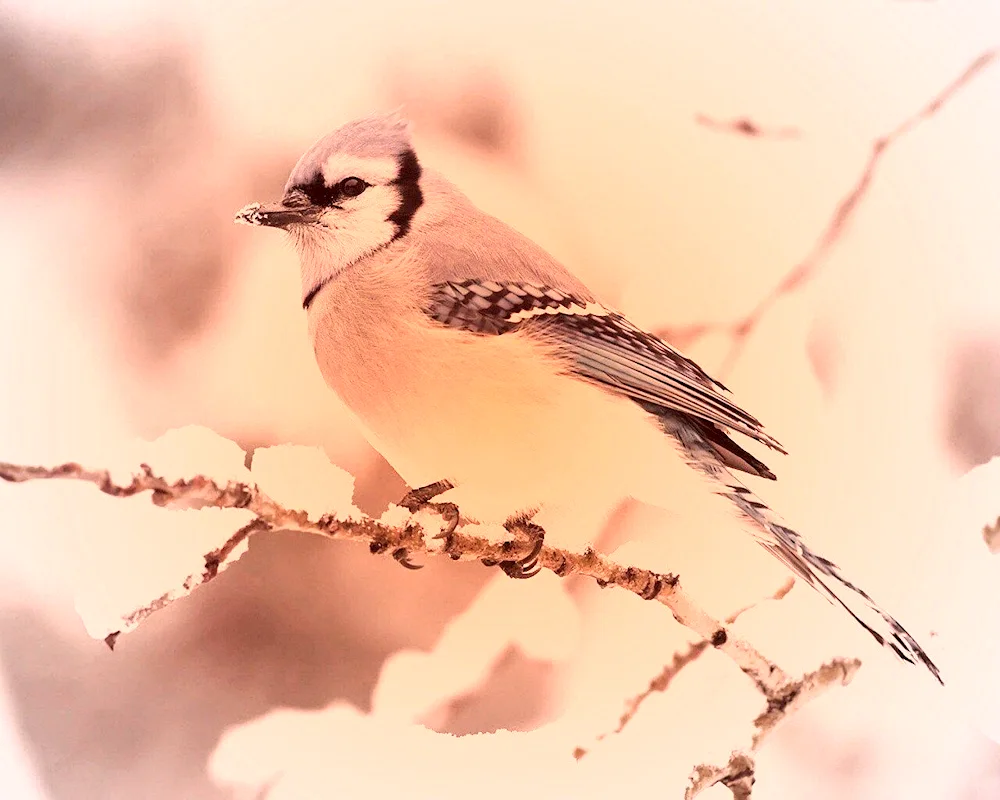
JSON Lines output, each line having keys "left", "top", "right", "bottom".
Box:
{"left": 658, "top": 49, "right": 1000, "bottom": 376}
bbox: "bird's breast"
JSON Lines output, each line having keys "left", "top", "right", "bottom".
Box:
{"left": 310, "top": 284, "right": 547, "bottom": 459}
{"left": 306, "top": 277, "right": 583, "bottom": 512}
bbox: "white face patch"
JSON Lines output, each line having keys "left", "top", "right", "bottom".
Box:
{"left": 295, "top": 183, "right": 402, "bottom": 303}
{"left": 321, "top": 153, "right": 400, "bottom": 186}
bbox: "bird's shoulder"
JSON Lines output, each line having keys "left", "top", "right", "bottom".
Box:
{"left": 412, "top": 171, "right": 593, "bottom": 300}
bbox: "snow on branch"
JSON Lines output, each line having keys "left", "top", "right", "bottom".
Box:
{"left": 0, "top": 440, "right": 790, "bottom": 692}
{"left": 0, "top": 428, "right": 865, "bottom": 797}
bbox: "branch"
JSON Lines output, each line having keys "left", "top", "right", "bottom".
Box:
{"left": 685, "top": 657, "right": 860, "bottom": 799}
{"left": 0, "top": 458, "right": 795, "bottom": 698}
{"left": 0, "top": 447, "right": 870, "bottom": 798}
{"left": 571, "top": 576, "right": 858, "bottom": 798}
{"left": 576, "top": 578, "right": 796, "bottom": 759}
{"left": 571, "top": 579, "right": 860, "bottom": 799}
{"left": 573, "top": 564, "right": 861, "bottom": 800}
{"left": 661, "top": 49, "right": 999, "bottom": 377}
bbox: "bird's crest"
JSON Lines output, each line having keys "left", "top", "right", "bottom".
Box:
{"left": 285, "top": 111, "right": 415, "bottom": 192}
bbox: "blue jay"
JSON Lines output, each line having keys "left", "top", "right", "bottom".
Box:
{"left": 236, "top": 112, "right": 941, "bottom": 683}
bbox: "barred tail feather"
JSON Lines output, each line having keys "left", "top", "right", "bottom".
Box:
{"left": 722, "top": 479, "right": 942, "bottom": 683}
{"left": 666, "top": 417, "right": 942, "bottom": 683}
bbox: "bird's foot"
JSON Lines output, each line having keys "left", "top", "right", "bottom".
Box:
{"left": 392, "top": 481, "right": 461, "bottom": 567}
{"left": 494, "top": 513, "right": 544, "bottom": 579}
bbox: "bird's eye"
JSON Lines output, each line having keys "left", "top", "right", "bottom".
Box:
{"left": 339, "top": 177, "right": 367, "bottom": 198}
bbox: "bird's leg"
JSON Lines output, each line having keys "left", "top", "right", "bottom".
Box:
{"left": 392, "top": 480, "right": 460, "bottom": 568}
{"left": 494, "top": 511, "right": 544, "bottom": 579}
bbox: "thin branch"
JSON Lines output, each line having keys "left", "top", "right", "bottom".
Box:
{"left": 749, "top": 657, "right": 859, "bottom": 749}
{"left": 660, "top": 50, "right": 999, "bottom": 377}
{"left": 108, "top": 517, "right": 273, "bottom": 647}
{"left": 695, "top": 114, "right": 801, "bottom": 139}
{"left": 572, "top": 574, "right": 853, "bottom": 798}
{"left": 0, "top": 458, "right": 794, "bottom": 700}
{"left": 685, "top": 657, "right": 860, "bottom": 799}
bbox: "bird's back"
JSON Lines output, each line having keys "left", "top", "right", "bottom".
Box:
{"left": 407, "top": 171, "right": 595, "bottom": 300}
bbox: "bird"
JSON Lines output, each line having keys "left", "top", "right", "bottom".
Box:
{"left": 235, "top": 111, "right": 941, "bottom": 683}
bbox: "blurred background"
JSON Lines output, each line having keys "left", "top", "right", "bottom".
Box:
{"left": 1, "top": 0, "right": 1000, "bottom": 797}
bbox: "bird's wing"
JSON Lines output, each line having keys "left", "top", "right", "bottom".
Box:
{"left": 424, "top": 281, "right": 942, "bottom": 682}
{"left": 423, "top": 279, "right": 785, "bottom": 456}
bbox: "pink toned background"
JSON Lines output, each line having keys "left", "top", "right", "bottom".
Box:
{"left": 1, "top": 1, "right": 999, "bottom": 797}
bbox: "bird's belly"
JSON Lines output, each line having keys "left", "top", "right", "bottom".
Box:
{"left": 314, "top": 317, "right": 615, "bottom": 517}
{"left": 312, "top": 310, "right": 718, "bottom": 524}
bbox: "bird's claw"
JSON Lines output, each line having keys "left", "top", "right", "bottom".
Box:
{"left": 497, "top": 517, "right": 545, "bottom": 579}
{"left": 393, "top": 548, "right": 423, "bottom": 570}
{"left": 369, "top": 540, "right": 422, "bottom": 570}
{"left": 430, "top": 502, "right": 460, "bottom": 539}
{"left": 499, "top": 556, "right": 542, "bottom": 579}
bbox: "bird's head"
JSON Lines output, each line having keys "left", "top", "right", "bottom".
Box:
{"left": 237, "top": 111, "right": 424, "bottom": 307}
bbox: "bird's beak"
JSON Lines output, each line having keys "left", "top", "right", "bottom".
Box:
{"left": 234, "top": 200, "right": 319, "bottom": 230}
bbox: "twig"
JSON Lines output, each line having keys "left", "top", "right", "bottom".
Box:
{"left": 749, "top": 657, "right": 859, "bottom": 749}
{"left": 576, "top": 578, "right": 796, "bottom": 759}
{"left": 0, "top": 459, "right": 793, "bottom": 700}
{"left": 660, "top": 50, "right": 999, "bottom": 377}
{"left": 694, "top": 114, "right": 801, "bottom": 139}
{"left": 572, "top": 575, "right": 853, "bottom": 798}
{"left": 685, "top": 657, "right": 860, "bottom": 799}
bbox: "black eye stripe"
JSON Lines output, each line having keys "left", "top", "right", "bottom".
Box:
{"left": 288, "top": 151, "right": 423, "bottom": 228}
{"left": 290, "top": 174, "right": 368, "bottom": 207}
{"left": 294, "top": 172, "right": 339, "bottom": 206}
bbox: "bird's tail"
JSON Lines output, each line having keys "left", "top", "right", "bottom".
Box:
{"left": 671, "top": 422, "right": 942, "bottom": 683}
